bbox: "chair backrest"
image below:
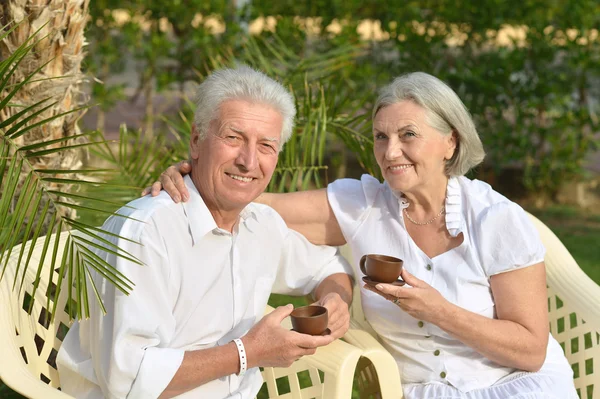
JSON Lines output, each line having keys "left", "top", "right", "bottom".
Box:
{"left": 528, "top": 213, "right": 600, "bottom": 399}
{"left": 0, "top": 231, "right": 73, "bottom": 397}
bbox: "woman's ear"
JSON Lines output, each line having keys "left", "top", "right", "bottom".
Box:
{"left": 445, "top": 130, "right": 458, "bottom": 160}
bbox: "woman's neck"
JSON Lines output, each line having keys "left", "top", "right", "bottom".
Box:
{"left": 402, "top": 176, "right": 449, "bottom": 213}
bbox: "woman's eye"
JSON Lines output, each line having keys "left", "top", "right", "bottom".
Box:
{"left": 374, "top": 133, "right": 387, "bottom": 140}
{"left": 404, "top": 131, "right": 416, "bottom": 137}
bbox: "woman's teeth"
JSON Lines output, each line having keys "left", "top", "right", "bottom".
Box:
{"left": 390, "top": 165, "right": 413, "bottom": 170}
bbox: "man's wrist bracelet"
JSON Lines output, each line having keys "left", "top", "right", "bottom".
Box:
{"left": 232, "top": 338, "right": 247, "bottom": 377}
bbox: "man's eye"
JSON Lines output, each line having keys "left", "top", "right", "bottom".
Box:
{"left": 374, "top": 133, "right": 387, "bottom": 140}
{"left": 404, "top": 131, "right": 416, "bottom": 137}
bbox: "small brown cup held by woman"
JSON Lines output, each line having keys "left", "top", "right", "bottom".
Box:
{"left": 360, "top": 254, "right": 404, "bottom": 283}
{"left": 290, "top": 305, "right": 329, "bottom": 335}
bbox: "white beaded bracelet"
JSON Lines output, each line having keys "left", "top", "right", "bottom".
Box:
{"left": 232, "top": 338, "right": 247, "bottom": 377}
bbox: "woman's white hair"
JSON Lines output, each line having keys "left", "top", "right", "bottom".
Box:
{"left": 373, "top": 72, "right": 485, "bottom": 176}
{"left": 193, "top": 65, "right": 296, "bottom": 146}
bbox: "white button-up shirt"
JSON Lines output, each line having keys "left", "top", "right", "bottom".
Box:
{"left": 57, "top": 175, "right": 352, "bottom": 399}
{"left": 327, "top": 174, "right": 573, "bottom": 392}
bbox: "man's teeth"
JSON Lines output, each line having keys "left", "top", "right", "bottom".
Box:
{"left": 229, "top": 174, "right": 253, "bottom": 182}
{"left": 390, "top": 165, "right": 413, "bottom": 170}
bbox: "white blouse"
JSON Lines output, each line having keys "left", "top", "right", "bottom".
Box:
{"left": 327, "top": 175, "right": 574, "bottom": 393}
{"left": 57, "top": 175, "right": 352, "bottom": 399}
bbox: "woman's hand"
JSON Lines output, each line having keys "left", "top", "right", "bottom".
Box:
{"left": 142, "top": 160, "right": 192, "bottom": 202}
{"left": 312, "top": 292, "right": 350, "bottom": 339}
{"left": 365, "top": 268, "right": 450, "bottom": 324}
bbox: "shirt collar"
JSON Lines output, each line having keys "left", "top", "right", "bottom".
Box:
{"left": 181, "top": 175, "right": 258, "bottom": 244}
{"left": 388, "top": 176, "right": 464, "bottom": 237}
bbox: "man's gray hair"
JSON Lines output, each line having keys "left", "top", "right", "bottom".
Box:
{"left": 193, "top": 65, "right": 296, "bottom": 146}
{"left": 373, "top": 72, "right": 485, "bottom": 176}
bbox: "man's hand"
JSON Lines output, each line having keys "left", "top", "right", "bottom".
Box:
{"left": 313, "top": 293, "right": 350, "bottom": 339}
{"left": 142, "top": 160, "right": 191, "bottom": 202}
{"left": 243, "top": 304, "right": 335, "bottom": 369}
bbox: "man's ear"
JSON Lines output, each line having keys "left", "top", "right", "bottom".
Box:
{"left": 190, "top": 124, "right": 201, "bottom": 160}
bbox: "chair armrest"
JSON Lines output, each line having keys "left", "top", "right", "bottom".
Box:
{"left": 343, "top": 319, "right": 403, "bottom": 398}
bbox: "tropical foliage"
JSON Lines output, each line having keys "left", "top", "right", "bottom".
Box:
{"left": 0, "top": 19, "right": 375, "bottom": 324}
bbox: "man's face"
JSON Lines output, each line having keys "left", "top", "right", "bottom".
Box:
{"left": 190, "top": 99, "right": 283, "bottom": 214}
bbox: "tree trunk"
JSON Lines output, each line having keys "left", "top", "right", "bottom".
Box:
{"left": 0, "top": 0, "right": 90, "bottom": 220}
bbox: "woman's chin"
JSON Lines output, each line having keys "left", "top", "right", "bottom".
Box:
{"left": 385, "top": 177, "right": 413, "bottom": 193}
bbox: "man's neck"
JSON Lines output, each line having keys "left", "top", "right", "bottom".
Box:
{"left": 206, "top": 206, "right": 240, "bottom": 233}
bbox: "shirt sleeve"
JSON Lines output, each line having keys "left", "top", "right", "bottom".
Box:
{"left": 475, "top": 201, "right": 546, "bottom": 276}
{"left": 85, "top": 213, "right": 184, "bottom": 399}
{"left": 326, "top": 174, "right": 382, "bottom": 242}
{"left": 268, "top": 213, "right": 354, "bottom": 296}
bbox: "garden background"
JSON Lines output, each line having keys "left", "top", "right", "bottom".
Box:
{"left": 1, "top": 0, "right": 599, "bottom": 397}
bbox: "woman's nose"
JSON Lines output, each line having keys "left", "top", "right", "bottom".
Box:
{"left": 385, "top": 141, "right": 403, "bottom": 161}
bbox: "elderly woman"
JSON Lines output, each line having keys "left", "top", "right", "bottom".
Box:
{"left": 147, "top": 72, "right": 577, "bottom": 398}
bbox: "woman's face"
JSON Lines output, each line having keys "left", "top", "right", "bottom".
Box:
{"left": 373, "top": 100, "right": 456, "bottom": 194}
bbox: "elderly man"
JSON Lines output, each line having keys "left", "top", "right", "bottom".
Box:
{"left": 56, "top": 66, "right": 353, "bottom": 399}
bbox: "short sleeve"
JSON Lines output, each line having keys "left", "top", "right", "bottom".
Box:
{"left": 267, "top": 210, "right": 354, "bottom": 296}
{"left": 476, "top": 201, "right": 546, "bottom": 276}
{"left": 327, "top": 174, "right": 383, "bottom": 241}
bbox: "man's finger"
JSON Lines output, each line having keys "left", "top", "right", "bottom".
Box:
{"left": 141, "top": 187, "right": 151, "bottom": 196}
{"left": 294, "top": 332, "right": 335, "bottom": 349}
{"left": 266, "top": 304, "right": 295, "bottom": 323}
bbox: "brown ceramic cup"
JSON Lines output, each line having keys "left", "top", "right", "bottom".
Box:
{"left": 360, "top": 254, "right": 404, "bottom": 283}
{"left": 290, "top": 305, "right": 328, "bottom": 335}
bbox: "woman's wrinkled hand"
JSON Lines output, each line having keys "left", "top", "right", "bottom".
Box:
{"left": 364, "top": 268, "right": 450, "bottom": 324}
{"left": 141, "top": 160, "right": 192, "bottom": 202}
{"left": 312, "top": 292, "right": 350, "bottom": 339}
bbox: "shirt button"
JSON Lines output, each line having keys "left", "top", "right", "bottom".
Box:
{"left": 434, "top": 350, "right": 440, "bottom": 356}
{"left": 426, "top": 264, "right": 432, "bottom": 271}
{"left": 440, "top": 371, "right": 447, "bottom": 378}
{"left": 418, "top": 321, "right": 424, "bottom": 328}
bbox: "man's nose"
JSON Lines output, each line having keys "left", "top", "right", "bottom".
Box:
{"left": 235, "top": 143, "right": 259, "bottom": 171}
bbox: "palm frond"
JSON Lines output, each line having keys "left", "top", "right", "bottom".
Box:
{"left": 0, "top": 25, "right": 148, "bottom": 321}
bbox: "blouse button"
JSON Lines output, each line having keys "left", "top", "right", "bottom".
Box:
{"left": 440, "top": 371, "right": 447, "bottom": 378}
{"left": 418, "top": 321, "right": 424, "bottom": 328}
{"left": 434, "top": 349, "right": 440, "bottom": 356}
{"left": 426, "top": 264, "right": 432, "bottom": 271}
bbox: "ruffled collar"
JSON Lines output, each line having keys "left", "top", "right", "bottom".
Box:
{"left": 387, "top": 176, "right": 464, "bottom": 237}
